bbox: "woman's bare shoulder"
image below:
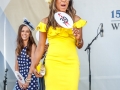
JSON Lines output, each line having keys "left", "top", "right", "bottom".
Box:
{"left": 74, "top": 15, "right": 81, "bottom": 22}
{"left": 41, "top": 17, "right": 48, "bottom": 24}
{"left": 32, "top": 43, "right": 36, "bottom": 49}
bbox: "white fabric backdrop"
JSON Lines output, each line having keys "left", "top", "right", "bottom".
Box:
{"left": 74, "top": 0, "right": 120, "bottom": 90}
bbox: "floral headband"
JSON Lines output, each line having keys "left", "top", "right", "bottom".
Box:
{"left": 45, "top": 0, "right": 52, "bottom": 3}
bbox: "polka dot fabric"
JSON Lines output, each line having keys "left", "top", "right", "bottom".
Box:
{"left": 15, "top": 47, "right": 38, "bottom": 90}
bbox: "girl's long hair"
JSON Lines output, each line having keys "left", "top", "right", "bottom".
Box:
{"left": 16, "top": 24, "right": 36, "bottom": 57}
{"left": 46, "top": 0, "right": 76, "bottom": 31}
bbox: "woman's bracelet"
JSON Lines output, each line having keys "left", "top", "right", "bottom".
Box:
{"left": 76, "top": 39, "right": 83, "bottom": 46}
{"left": 25, "top": 78, "right": 31, "bottom": 83}
{"left": 78, "top": 40, "right": 82, "bottom": 45}
{"left": 28, "top": 72, "right": 32, "bottom": 75}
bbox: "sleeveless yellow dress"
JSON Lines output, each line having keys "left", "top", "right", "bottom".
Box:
{"left": 36, "top": 19, "right": 86, "bottom": 90}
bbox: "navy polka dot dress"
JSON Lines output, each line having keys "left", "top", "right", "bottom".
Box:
{"left": 15, "top": 47, "right": 38, "bottom": 90}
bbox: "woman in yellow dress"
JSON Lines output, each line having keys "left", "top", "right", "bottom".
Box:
{"left": 25, "top": 0, "right": 87, "bottom": 90}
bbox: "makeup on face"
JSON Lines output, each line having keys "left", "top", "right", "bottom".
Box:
{"left": 56, "top": 0, "right": 70, "bottom": 12}
{"left": 21, "top": 26, "right": 30, "bottom": 41}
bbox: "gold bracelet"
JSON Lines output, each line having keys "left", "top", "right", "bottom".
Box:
{"left": 77, "top": 39, "right": 82, "bottom": 45}
{"left": 28, "top": 72, "right": 32, "bottom": 75}
{"left": 25, "top": 78, "right": 31, "bottom": 83}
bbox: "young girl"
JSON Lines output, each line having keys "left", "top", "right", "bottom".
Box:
{"left": 15, "top": 19, "right": 38, "bottom": 90}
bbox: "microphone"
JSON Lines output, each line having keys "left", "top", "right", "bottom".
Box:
{"left": 5, "top": 68, "right": 8, "bottom": 72}
{"left": 100, "top": 23, "right": 104, "bottom": 37}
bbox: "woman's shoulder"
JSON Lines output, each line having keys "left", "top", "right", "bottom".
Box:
{"left": 73, "top": 15, "right": 87, "bottom": 28}
{"left": 32, "top": 44, "right": 36, "bottom": 48}
{"left": 41, "top": 17, "right": 48, "bottom": 24}
{"left": 74, "top": 15, "right": 81, "bottom": 22}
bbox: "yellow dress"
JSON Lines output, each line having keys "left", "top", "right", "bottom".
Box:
{"left": 36, "top": 19, "right": 86, "bottom": 90}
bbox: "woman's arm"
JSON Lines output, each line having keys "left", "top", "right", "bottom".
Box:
{"left": 15, "top": 52, "right": 24, "bottom": 88}
{"left": 27, "top": 44, "right": 36, "bottom": 75}
{"left": 23, "top": 44, "right": 36, "bottom": 86}
{"left": 75, "top": 28, "right": 84, "bottom": 49}
{"left": 27, "top": 32, "right": 47, "bottom": 79}
{"left": 15, "top": 52, "right": 19, "bottom": 71}
{"left": 73, "top": 15, "right": 84, "bottom": 49}
{"left": 23, "top": 29, "right": 47, "bottom": 89}
{"left": 27, "top": 19, "right": 47, "bottom": 79}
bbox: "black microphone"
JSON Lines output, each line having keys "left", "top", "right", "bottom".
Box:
{"left": 100, "top": 23, "right": 104, "bottom": 37}
{"left": 5, "top": 68, "right": 8, "bottom": 72}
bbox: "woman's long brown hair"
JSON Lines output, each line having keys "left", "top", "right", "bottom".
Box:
{"left": 16, "top": 24, "right": 36, "bottom": 57}
{"left": 46, "top": 0, "right": 76, "bottom": 31}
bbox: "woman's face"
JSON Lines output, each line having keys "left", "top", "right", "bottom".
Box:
{"left": 55, "top": 0, "right": 70, "bottom": 12}
{"left": 21, "top": 26, "right": 30, "bottom": 41}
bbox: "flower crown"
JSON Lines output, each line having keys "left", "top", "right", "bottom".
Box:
{"left": 45, "top": 0, "right": 52, "bottom": 3}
